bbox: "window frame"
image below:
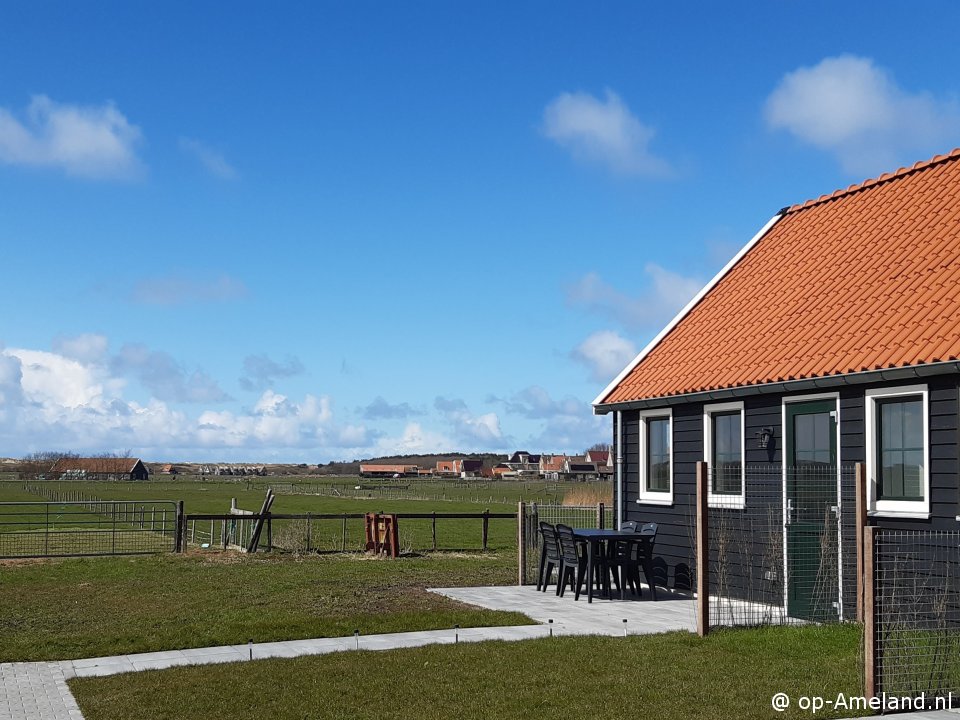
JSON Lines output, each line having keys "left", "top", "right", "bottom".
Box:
{"left": 865, "top": 384, "right": 930, "bottom": 519}
{"left": 637, "top": 408, "right": 673, "bottom": 506}
{"left": 703, "top": 401, "right": 746, "bottom": 509}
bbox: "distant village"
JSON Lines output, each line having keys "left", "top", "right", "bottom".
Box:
{"left": 359, "top": 449, "right": 613, "bottom": 482}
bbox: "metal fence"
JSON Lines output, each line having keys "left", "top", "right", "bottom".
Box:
{"left": 869, "top": 529, "right": 960, "bottom": 705}
{"left": 0, "top": 500, "right": 178, "bottom": 558}
{"left": 703, "top": 464, "right": 856, "bottom": 628}
{"left": 519, "top": 503, "right": 613, "bottom": 584}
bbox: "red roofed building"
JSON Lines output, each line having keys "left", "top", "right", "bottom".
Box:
{"left": 51, "top": 457, "right": 149, "bottom": 481}
{"left": 594, "top": 149, "right": 960, "bottom": 620}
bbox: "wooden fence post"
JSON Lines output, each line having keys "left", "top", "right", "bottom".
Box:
{"left": 855, "top": 462, "right": 867, "bottom": 623}
{"left": 518, "top": 501, "right": 527, "bottom": 586}
{"left": 597, "top": 502, "right": 605, "bottom": 529}
{"left": 432, "top": 511, "right": 437, "bottom": 551}
{"left": 696, "top": 461, "right": 709, "bottom": 637}
{"left": 174, "top": 500, "right": 185, "bottom": 553}
{"left": 482, "top": 510, "right": 489, "bottom": 551}
{"left": 863, "top": 526, "right": 877, "bottom": 698}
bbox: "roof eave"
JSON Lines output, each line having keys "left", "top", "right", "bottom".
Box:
{"left": 592, "top": 361, "right": 960, "bottom": 414}
{"left": 591, "top": 211, "right": 786, "bottom": 411}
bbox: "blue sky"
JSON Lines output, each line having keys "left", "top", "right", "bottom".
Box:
{"left": 3, "top": 2, "right": 960, "bottom": 462}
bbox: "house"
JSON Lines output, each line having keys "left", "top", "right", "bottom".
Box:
{"left": 50, "top": 457, "right": 149, "bottom": 481}
{"left": 504, "top": 451, "right": 541, "bottom": 477}
{"left": 358, "top": 463, "right": 419, "bottom": 478}
{"left": 435, "top": 459, "right": 483, "bottom": 477}
{"left": 160, "top": 464, "right": 179, "bottom": 475}
{"left": 564, "top": 458, "right": 601, "bottom": 481}
{"left": 539, "top": 454, "right": 569, "bottom": 480}
{"left": 593, "top": 149, "right": 960, "bottom": 622}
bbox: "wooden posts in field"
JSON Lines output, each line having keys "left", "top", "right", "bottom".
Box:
{"left": 517, "top": 501, "right": 527, "bottom": 586}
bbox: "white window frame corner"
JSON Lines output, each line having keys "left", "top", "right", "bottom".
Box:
{"left": 636, "top": 407, "right": 674, "bottom": 506}
{"left": 865, "top": 384, "right": 930, "bottom": 519}
{"left": 703, "top": 401, "right": 746, "bottom": 510}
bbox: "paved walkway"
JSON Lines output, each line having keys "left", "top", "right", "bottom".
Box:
{"left": 2, "top": 585, "right": 957, "bottom": 719}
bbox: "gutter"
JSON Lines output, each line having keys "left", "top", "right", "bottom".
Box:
{"left": 593, "top": 360, "right": 960, "bottom": 414}
{"left": 615, "top": 410, "right": 623, "bottom": 529}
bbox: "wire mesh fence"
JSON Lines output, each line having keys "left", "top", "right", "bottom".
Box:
{"left": 0, "top": 500, "right": 178, "bottom": 558}
{"left": 704, "top": 464, "right": 855, "bottom": 628}
{"left": 872, "top": 529, "right": 960, "bottom": 704}
{"left": 520, "top": 503, "right": 613, "bottom": 584}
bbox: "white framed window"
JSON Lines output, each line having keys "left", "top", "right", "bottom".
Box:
{"left": 704, "top": 401, "right": 745, "bottom": 509}
{"left": 865, "top": 384, "right": 929, "bottom": 519}
{"left": 637, "top": 408, "right": 673, "bottom": 505}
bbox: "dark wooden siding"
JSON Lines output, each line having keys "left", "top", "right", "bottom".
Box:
{"left": 613, "top": 373, "right": 960, "bottom": 600}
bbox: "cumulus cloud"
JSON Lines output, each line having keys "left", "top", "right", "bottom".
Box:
{"left": 488, "top": 385, "right": 583, "bottom": 419}
{"left": 765, "top": 55, "right": 960, "bottom": 175}
{"left": 373, "top": 422, "right": 454, "bottom": 456}
{"left": 571, "top": 330, "right": 637, "bottom": 382}
{"left": 361, "top": 396, "right": 421, "bottom": 420}
{"left": 434, "top": 396, "right": 504, "bottom": 448}
{"left": 131, "top": 273, "right": 249, "bottom": 306}
{"left": 112, "top": 344, "right": 231, "bottom": 404}
{"left": 0, "top": 95, "right": 143, "bottom": 180}
{"left": 489, "top": 385, "right": 608, "bottom": 453}
{"left": 542, "top": 89, "right": 671, "bottom": 177}
{"left": 567, "top": 266, "right": 701, "bottom": 331}
{"left": 239, "top": 354, "right": 305, "bottom": 391}
{"left": 179, "top": 137, "right": 238, "bottom": 180}
{"left": 52, "top": 333, "right": 109, "bottom": 365}
{"left": 0, "top": 340, "right": 387, "bottom": 459}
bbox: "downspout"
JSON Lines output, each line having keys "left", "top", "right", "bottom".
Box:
{"left": 616, "top": 410, "right": 624, "bottom": 529}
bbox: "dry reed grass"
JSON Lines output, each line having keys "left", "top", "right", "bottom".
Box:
{"left": 561, "top": 483, "right": 613, "bottom": 507}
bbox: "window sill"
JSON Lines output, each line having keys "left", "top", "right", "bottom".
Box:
{"left": 867, "top": 510, "right": 931, "bottom": 520}
{"left": 636, "top": 498, "right": 673, "bottom": 507}
{"left": 709, "top": 498, "right": 746, "bottom": 510}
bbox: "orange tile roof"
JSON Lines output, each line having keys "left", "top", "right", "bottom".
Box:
{"left": 598, "top": 148, "right": 960, "bottom": 406}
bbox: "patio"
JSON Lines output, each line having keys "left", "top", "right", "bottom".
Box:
{"left": 429, "top": 585, "right": 697, "bottom": 637}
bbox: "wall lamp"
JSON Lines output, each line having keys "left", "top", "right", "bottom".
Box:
{"left": 757, "top": 427, "right": 774, "bottom": 449}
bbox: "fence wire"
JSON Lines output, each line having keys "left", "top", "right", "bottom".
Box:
{"left": 705, "top": 465, "right": 855, "bottom": 628}
{"left": 0, "top": 501, "right": 177, "bottom": 558}
{"left": 874, "top": 529, "right": 960, "bottom": 703}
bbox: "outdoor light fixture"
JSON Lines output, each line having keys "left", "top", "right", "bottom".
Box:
{"left": 757, "top": 427, "right": 774, "bottom": 449}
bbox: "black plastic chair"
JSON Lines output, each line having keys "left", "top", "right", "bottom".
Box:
{"left": 537, "top": 522, "right": 562, "bottom": 592}
{"left": 638, "top": 522, "right": 659, "bottom": 600}
{"left": 554, "top": 524, "right": 588, "bottom": 600}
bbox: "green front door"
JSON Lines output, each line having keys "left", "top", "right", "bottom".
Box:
{"left": 784, "top": 400, "right": 839, "bottom": 621}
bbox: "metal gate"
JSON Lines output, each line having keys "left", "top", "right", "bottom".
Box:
{"left": 0, "top": 500, "right": 179, "bottom": 558}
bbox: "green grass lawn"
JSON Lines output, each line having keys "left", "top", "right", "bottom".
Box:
{"left": 69, "top": 625, "right": 864, "bottom": 720}
{"left": 0, "top": 552, "right": 526, "bottom": 662}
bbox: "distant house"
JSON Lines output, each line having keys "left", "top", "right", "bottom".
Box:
{"left": 359, "top": 464, "right": 419, "bottom": 478}
{"left": 564, "top": 458, "right": 600, "bottom": 481}
{"left": 491, "top": 463, "right": 515, "bottom": 479}
{"left": 435, "top": 459, "right": 483, "bottom": 477}
{"left": 539, "top": 454, "right": 569, "bottom": 480}
{"left": 50, "top": 457, "right": 149, "bottom": 482}
{"left": 504, "top": 451, "right": 541, "bottom": 477}
{"left": 584, "top": 450, "right": 614, "bottom": 479}
{"left": 160, "top": 464, "right": 179, "bottom": 475}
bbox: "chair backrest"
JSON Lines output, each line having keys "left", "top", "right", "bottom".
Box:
{"left": 540, "top": 522, "right": 561, "bottom": 560}
{"left": 554, "top": 524, "right": 580, "bottom": 564}
{"left": 620, "top": 520, "right": 638, "bottom": 533}
{"left": 639, "top": 522, "right": 658, "bottom": 539}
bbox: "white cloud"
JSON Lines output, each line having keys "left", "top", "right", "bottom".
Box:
{"left": 361, "top": 396, "right": 421, "bottom": 420}
{"left": 567, "top": 265, "right": 701, "bottom": 330}
{"left": 239, "top": 354, "right": 304, "bottom": 391}
{"left": 52, "top": 333, "right": 109, "bottom": 365}
{"left": 542, "top": 89, "right": 671, "bottom": 177}
{"left": 765, "top": 55, "right": 960, "bottom": 175}
{"left": 179, "top": 137, "right": 238, "bottom": 180}
{"left": 489, "top": 385, "right": 608, "bottom": 453}
{"left": 374, "top": 422, "right": 454, "bottom": 456}
{"left": 488, "top": 385, "right": 583, "bottom": 419}
{"left": 0, "top": 95, "right": 143, "bottom": 179}
{"left": 131, "top": 273, "right": 248, "bottom": 306}
{"left": 434, "top": 396, "right": 504, "bottom": 448}
{"left": 571, "top": 330, "right": 637, "bottom": 382}
{"left": 112, "top": 344, "right": 231, "bottom": 404}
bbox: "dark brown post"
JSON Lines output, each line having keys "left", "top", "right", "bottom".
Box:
{"left": 518, "top": 501, "right": 527, "bottom": 586}
{"left": 696, "top": 461, "right": 709, "bottom": 637}
{"left": 863, "top": 526, "right": 877, "bottom": 698}
{"left": 855, "top": 462, "right": 867, "bottom": 622}
{"left": 482, "top": 510, "right": 489, "bottom": 550}
{"left": 431, "top": 511, "right": 437, "bottom": 551}
{"left": 174, "top": 500, "right": 185, "bottom": 553}
{"left": 266, "top": 515, "right": 272, "bottom": 552}
{"left": 597, "top": 502, "right": 605, "bottom": 529}
{"left": 306, "top": 513, "right": 312, "bottom": 552}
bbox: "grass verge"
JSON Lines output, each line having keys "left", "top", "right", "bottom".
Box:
{"left": 70, "top": 624, "right": 864, "bottom": 720}
{"left": 0, "top": 552, "right": 527, "bottom": 662}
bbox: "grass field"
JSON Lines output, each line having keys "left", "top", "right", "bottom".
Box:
{"left": 0, "top": 552, "right": 526, "bottom": 662}
{"left": 69, "top": 624, "right": 865, "bottom": 720}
